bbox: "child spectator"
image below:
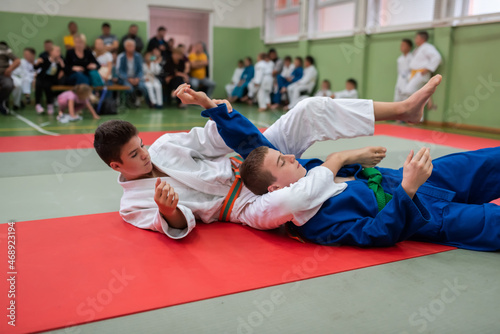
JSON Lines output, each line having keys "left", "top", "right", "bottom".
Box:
{"left": 225, "top": 59, "right": 244, "bottom": 98}
{"left": 229, "top": 57, "right": 254, "bottom": 102}
{"left": 20, "top": 47, "right": 36, "bottom": 104}
{"left": 34, "top": 45, "right": 65, "bottom": 115}
{"left": 245, "top": 52, "right": 273, "bottom": 111}
{"left": 93, "top": 38, "right": 113, "bottom": 82}
{"left": 39, "top": 40, "right": 53, "bottom": 58}
{"left": 271, "top": 56, "right": 303, "bottom": 109}
{"left": 56, "top": 84, "right": 99, "bottom": 122}
{"left": 331, "top": 78, "right": 358, "bottom": 99}
{"left": 284, "top": 55, "right": 318, "bottom": 110}
{"left": 315, "top": 79, "right": 333, "bottom": 97}
{"left": 143, "top": 51, "right": 163, "bottom": 108}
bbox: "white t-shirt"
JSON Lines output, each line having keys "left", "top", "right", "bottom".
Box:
{"left": 93, "top": 51, "right": 113, "bottom": 66}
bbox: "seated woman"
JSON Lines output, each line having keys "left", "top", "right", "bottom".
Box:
{"left": 65, "top": 34, "right": 100, "bottom": 85}
{"left": 163, "top": 48, "right": 190, "bottom": 108}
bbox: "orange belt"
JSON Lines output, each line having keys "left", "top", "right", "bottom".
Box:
{"left": 410, "top": 69, "right": 427, "bottom": 79}
{"left": 219, "top": 155, "right": 244, "bottom": 222}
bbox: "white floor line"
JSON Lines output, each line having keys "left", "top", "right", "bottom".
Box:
{"left": 39, "top": 121, "right": 51, "bottom": 127}
{"left": 10, "top": 111, "right": 60, "bottom": 136}
{"left": 248, "top": 119, "right": 271, "bottom": 128}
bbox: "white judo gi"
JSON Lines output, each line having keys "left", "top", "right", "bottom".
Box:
{"left": 287, "top": 65, "right": 318, "bottom": 108}
{"left": 400, "top": 42, "right": 441, "bottom": 100}
{"left": 332, "top": 89, "right": 358, "bottom": 99}
{"left": 118, "top": 97, "right": 375, "bottom": 239}
{"left": 247, "top": 60, "right": 274, "bottom": 109}
{"left": 393, "top": 53, "right": 413, "bottom": 102}
{"left": 225, "top": 66, "right": 244, "bottom": 98}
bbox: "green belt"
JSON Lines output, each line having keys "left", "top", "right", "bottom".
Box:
{"left": 361, "top": 167, "right": 393, "bottom": 212}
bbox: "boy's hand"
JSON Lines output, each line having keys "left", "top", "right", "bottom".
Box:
{"left": 212, "top": 99, "right": 233, "bottom": 113}
{"left": 174, "top": 83, "right": 215, "bottom": 109}
{"left": 401, "top": 148, "right": 433, "bottom": 198}
{"left": 154, "top": 178, "right": 179, "bottom": 218}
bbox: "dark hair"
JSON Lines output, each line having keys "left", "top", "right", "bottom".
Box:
{"left": 416, "top": 31, "right": 429, "bottom": 41}
{"left": 158, "top": 26, "right": 166, "bottom": 32}
{"left": 295, "top": 56, "right": 303, "bottom": 66}
{"left": 245, "top": 56, "right": 253, "bottom": 64}
{"left": 305, "top": 56, "right": 315, "bottom": 65}
{"left": 347, "top": 78, "right": 357, "bottom": 88}
{"left": 130, "top": 24, "right": 138, "bottom": 28}
{"left": 402, "top": 38, "right": 413, "bottom": 48}
{"left": 102, "top": 22, "right": 110, "bottom": 28}
{"left": 240, "top": 146, "right": 276, "bottom": 195}
{"left": 44, "top": 39, "right": 53, "bottom": 44}
{"left": 24, "top": 47, "right": 36, "bottom": 55}
{"left": 94, "top": 120, "right": 138, "bottom": 166}
{"left": 178, "top": 43, "right": 185, "bottom": 48}
{"left": 238, "top": 59, "right": 244, "bottom": 65}
{"left": 0, "top": 41, "right": 9, "bottom": 47}
{"left": 68, "top": 21, "right": 76, "bottom": 27}
{"left": 284, "top": 55, "right": 292, "bottom": 62}
{"left": 322, "top": 79, "right": 331, "bottom": 89}
{"left": 268, "top": 48, "right": 277, "bottom": 54}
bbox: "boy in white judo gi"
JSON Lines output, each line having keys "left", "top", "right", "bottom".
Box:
{"left": 93, "top": 80, "right": 435, "bottom": 239}
{"left": 225, "top": 59, "right": 244, "bottom": 99}
{"left": 400, "top": 31, "right": 442, "bottom": 110}
{"left": 245, "top": 53, "right": 274, "bottom": 111}
{"left": 394, "top": 39, "right": 413, "bottom": 102}
{"left": 331, "top": 78, "right": 358, "bottom": 99}
{"left": 283, "top": 56, "right": 318, "bottom": 111}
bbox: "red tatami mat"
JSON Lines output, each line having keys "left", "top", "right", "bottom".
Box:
{"left": 0, "top": 123, "right": 498, "bottom": 153}
{"left": 0, "top": 213, "right": 455, "bottom": 333}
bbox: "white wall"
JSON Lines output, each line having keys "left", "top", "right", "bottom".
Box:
{"left": 1, "top": 0, "right": 263, "bottom": 28}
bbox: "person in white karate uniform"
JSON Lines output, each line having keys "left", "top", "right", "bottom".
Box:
{"left": 331, "top": 78, "right": 358, "bottom": 99}
{"left": 246, "top": 53, "right": 274, "bottom": 111}
{"left": 225, "top": 59, "right": 244, "bottom": 98}
{"left": 93, "top": 81, "right": 434, "bottom": 240}
{"left": 400, "top": 31, "right": 442, "bottom": 111}
{"left": 314, "top": 79, "right": 333, "bottom": 97}
{"left": 394, "top": 39, "right": 413, "bottom": 102}
{"left": 284, "top": 56, "right": 318, "bottom": 110}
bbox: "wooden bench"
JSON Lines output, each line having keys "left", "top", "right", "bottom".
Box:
{"left": 51, "top": 85, "right": 130, "bottom": 91}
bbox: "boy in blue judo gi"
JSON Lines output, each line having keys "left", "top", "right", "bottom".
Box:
{"left": 187, "top": 79, "right": 500, "bottom": 252}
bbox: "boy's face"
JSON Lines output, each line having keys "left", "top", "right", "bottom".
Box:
{"left": 294, "top": 59, "right": 301, "bottom": 67}
{"left": 321, "top": 82, "right": 330, "bottom": 90}
{"left": 23, "top": 50, "right": 34, "bottom": 63}
{"left": 346, "top": 82, "right": 355, "bottom": 91}
{"left": 110, "top": 136, "right": 153, "bottom": 179}
{"left": 50, "top": 46, "right": 61, "bottom": 58}
{"left": 262, "top": 148, "right": 307, "bottom": 192}
{"left": 400, "top": 41, "right": 410, "bottom": 54}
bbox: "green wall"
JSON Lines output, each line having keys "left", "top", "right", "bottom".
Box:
{"left": 0, "top": 11, "right": 147, "bottom": 56}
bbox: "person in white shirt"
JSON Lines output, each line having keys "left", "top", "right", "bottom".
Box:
{"left": 400, "top": 31, "right": 442, "bottom": 112}
{"left": 92, "top": 80, "right": 436, "bottom": 240}
{"left": 11, "top": 48, "right": 36, "bottom": 110}
{"left": 284, "top": 56, "right": 318, "bottom": 110}
{"left": 93, "top": 38, "right": 113, "bottom": 82}
{"left": 331, "top": 78, "right": 358, "bottom": 99}
{"left": 245, "top": 53, "right": 274, "bottom": 111}
{"left": 143, "top": 51, "right": 163, "bottom": 108}
{"left": 225, "top": 59, "right": 244, "bottom": 98}
{"left": 314, "top": 79, "right": 332, "bottom": 97}
{"left": 394, "top": 39, "right": 413, "bottom": 102}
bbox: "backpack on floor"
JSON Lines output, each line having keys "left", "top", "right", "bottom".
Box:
{"left": 95, "top": 87, "right": 118, "bottom": 115}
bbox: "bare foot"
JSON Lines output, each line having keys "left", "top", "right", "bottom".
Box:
{"left": 270, "top": 103, "right": 279, "bottom": 110}
{"left": 258, "top": 108, "right": 266, "bottom": 112}
{"left": 356, "top": 146, "right": 387, "bottom": 168}
{"left": 240, "top": 96, "right": 249, "bottom": 102}
{"left": 402, "top": 74, "right": 442, "bottom": 123}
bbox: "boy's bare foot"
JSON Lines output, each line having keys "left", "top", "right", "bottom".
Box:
{"left": 401, "top": 74, "right": 442, "bottom": 123}
{"left": 356, "top": 146, "right": 387, "bottom": 168}
{"left": 270, "top": 103, "right": 279, "bottom": 110}
{"left": 240, "top": 96, "right": 249, "bottom": 102}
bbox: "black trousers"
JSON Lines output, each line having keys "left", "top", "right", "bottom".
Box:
{"left": 35, "top": 76, "right": 58, "bottom": 105}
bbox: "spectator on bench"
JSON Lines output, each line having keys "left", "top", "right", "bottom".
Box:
{"left": 284, "top": 55, "right": 317, "bottom": 111}
{"left": 164, "top": 48, "right": 190, "bottom": 108}
{"left": 188, "top": 42, "right": 215, "bottom": 97}
{"left": 65, "top": 34, "right": 100, "bottom": 85}
{"left": 119, "top": 24, "right": 144, "bottom": 54}
{"left": 34, "top": 45, "right": 65, "bottom": 115}
{"left": 117, "top": 39, "right": 148, "bottom": 108}
{"left": 0, "top": 42, "right": 20, "bottom": 115}
{"left": 99, "top": 22, "right": 119, "bottom": 53}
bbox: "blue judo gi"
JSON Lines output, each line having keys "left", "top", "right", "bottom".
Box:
{"left": 272, "top": 67, "right": 303, "bottom": 104}
{"left": 202, "top": 104, "right": 500, "bottom": 252}
{"left": 231, "top": 65, "right": 254, "bottom": 99}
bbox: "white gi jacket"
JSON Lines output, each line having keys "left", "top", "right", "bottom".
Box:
{"left": 409, "top": 42, "right": 441, "bottom": 72}
{"left": 333, "top": 89, "right": 358, "bottom": 99}
{"left": 118, "top": 97, "right": 375, "bottom": 239}
{"left": 394, "top": 53, "right": 413, "bottom": 102}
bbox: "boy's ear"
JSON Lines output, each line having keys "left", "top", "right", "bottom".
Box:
{"left": 268, "top": 184, "right": 281, "bottom": 193}
{"left": 109, "top": 161, "right": 121, "bottom": 172}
